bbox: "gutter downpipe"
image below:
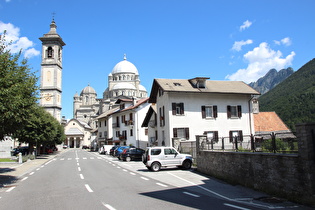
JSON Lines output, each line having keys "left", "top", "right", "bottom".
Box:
{"left": 248, "top": 95, "right": 255, "bottom": 135}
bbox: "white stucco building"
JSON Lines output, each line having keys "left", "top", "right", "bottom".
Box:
{"left": 145, "top": 77, "right": 260, "bottom": 147}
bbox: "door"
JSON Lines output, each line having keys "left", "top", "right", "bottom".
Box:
{"left": 163, "top": 148, "right": 181, "bottom": 166}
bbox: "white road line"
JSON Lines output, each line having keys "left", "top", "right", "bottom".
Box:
{"left": 78, "top": 167, "right": 81, "bottom": 171}
{"left": 21, "top": 177, "right": 28, "bottom": 182}
{"left": 156, "top": 183, "right": 167, "bottom": 187}
{"left": 123, "top": 169, "right": 128, "bottom": 172}
{"left": 183, "top": 191, "right": 200, "bottom": 198}
{"left": 141, "top": 177, "right": 149, "bottom": 181}
{"left": 102, "top": 202, "right": 116, "bottom": 210}
{"left": 97, "top": 157, "right": 102, "bottom": 159}
{"left": 41, "top": 165, "right": 44, "bottom": 168}
{"left": 117, "top": 166, "right": 121, "bottom": 169}
{"left": 224, "top": 203, "right": 251, "bottom": 210}
{"left": 130, "top": 172, "right": 136, "bottom": 175}
{"left": 60, "top": 158, "right": 65, "bottom": 160}
{"left": 77, "top": 163, "right": 80, "bottom": 166}
{"left": 83, "top": 157, "right": 87, "bottom": 160}
{"left": 29, "top": 172, "right": 34, "bottom": 175}
{"left": 85, "top": 184, "right": 93, "bottom": 192}
{"left": 36, "top": 168, "right": 40, "bottom": 171}
{"left": 79, "top": 174, "right": 84, "bottom": 179}
{"left": 90, "top": 157, "right": 94, "bottom": 159}
{"left": 6, "top": 186, "right": 15, "bottom": 192}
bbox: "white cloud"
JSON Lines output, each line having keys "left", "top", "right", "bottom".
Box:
{"left": 0, "top": 21, "right": 40, "bottom": 58}
{"left": 274, "top": 37, "right": 292, "bottom": 46}
{"left": 225, "top": 42, "right": 295, "bottom": 83}
{"left": 232, "top": 39, "right": 253, "bottom": 51}
{"left": 240, "top": 20, "right": 252, "bottom": 31}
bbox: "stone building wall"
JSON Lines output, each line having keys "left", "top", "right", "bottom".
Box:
{"left": 196, "top": 123, "right": 315, "bottom": 206}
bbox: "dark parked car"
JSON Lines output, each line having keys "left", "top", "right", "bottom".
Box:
{"left": 121, "top": 148, "right": 145, "bottom": 162}
{"left": 110, "top": 145, "right": 120, "bottom": 156}
{"left": 114, "top": 146, "right": 130, "bottom": 159}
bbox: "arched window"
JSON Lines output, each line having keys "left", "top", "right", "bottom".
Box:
{"left": 47, "top": 46, "right": 53, "bottom": 58}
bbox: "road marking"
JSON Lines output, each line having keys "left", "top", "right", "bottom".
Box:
{"left": 224, "top": 203, "right": 250, "bottom": 210}
{"left": 183, "top": 191, "right": 200, "bottom": 197}
{"left": 78, "top": 167, "right": 81, "bottom": 171}
{"left": 102, "top": 202, "right": 116, "bottom": 210}
{"left": 85, "top": 184, "right": 93, "bottom": 192}
{"left": 60, "top": 158, "right": 65, "bottom": 160}
{"left": 6, "top": 186, "right": 15, "bottom": 192}
{"left": 123, "top": 169, "right": 128, "bottom": 172}
{"left": 41, "top": 165, "right": 44, "bottom": 168}
{"left": 130, "top": 172, "right": 136, "bottom": 175}
{"left": 97, "top": 157, "right": 102, "bottom": 159}
{"left": 77, "top": 163, "right": 80, "bottom": 166}
{"left": 36, "top": 168, "right": 40, "bottom": 171}
{"left": 117, "top": 166, "right": 121, "bottom": 169}
{"left": 29, "top": 172, "right": 34, "bottom": 175}
{"left": 90, "top": 157, "right": 94, "bottom": 159}
{"left": 80, "top": 174, "right": 84, "bottom": 179}
{"left": 83, "top": 157, "right": 87, "bottom": 160}
{"left": 141, "top": 177, "right": 149, "bottom": 181}
{"left": 21, "top": 177, "right": 28, "bottom": 182}
{"left": 156, "top": 183, "right": 167, "bottom": 187}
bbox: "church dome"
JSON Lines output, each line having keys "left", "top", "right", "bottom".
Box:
{"left": 139, "top": 84, "right": 147, "bottom": 91}
{"left": 81, "top": 84, "right": 96, "bottom": 95}
{"left": 111, "top": 55, "right": 139, "bottom": 75}
{"left": 112, "top": 83, "right": 136, "bottom": 90}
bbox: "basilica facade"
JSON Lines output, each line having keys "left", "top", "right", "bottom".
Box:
{"left": 73, "top": 54, "right": 148, "bottom": 129}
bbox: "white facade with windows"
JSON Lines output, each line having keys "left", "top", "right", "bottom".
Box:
{"left": 147, "top": 77, "right": 260, "bottom": 147}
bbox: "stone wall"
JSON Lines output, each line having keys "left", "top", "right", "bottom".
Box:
{"left": 196, "top": 123, "right": 315, "bottom": 206}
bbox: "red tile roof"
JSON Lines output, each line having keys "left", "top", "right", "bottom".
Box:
{"left": 254, "top": 112, "right": 290, "bottom": 133}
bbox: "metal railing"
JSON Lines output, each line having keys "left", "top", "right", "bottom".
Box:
{"left": 196, "top": 132, "right": 298, "bottom": 154}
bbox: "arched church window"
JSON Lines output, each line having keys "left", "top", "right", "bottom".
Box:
{"left": 58, "top": 48, "right": 61, "bottom": 61}
{"left": 47, "top": 46, "right": 53, "bottom": 58}
{"left": 85, "top": 96, "right": 89, "bottom": 103}
{"left": 123, "top": 75, "right": 126, "bottom": 80}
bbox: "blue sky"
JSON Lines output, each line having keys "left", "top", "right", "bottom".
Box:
{"left": 1, "top": 0, "right": 314, "bottom": 120}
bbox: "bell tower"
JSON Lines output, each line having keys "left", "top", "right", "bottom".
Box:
{"left": 39, "top": 19, "right": 66, "bottom": 122}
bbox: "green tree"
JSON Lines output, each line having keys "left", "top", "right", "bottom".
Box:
{"left": 13, "top": 105, "right": 66, "bottom": 154}
{"left": 0, "top": 32, "right": 38, "bottom": 140}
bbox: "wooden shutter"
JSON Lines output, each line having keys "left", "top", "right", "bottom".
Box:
{"left": 180, "top": 103, "right": 184, "bottom": 114}
{"left": 172, "top": 103, "right": 176, "bottom": 115}
{"left": 185, "top": 128, "right": 189, "bottom": 139}
{"left": 237, "top": 105, "right": 242, "bottom": 118}
{"left": 173, "top": 128, "right": 177, "bottom": 138}
{"left": 227, "top": 106, "right": 231, "bottom": 118}
{"left": 201, "top": 106, "right": 206, "bottom": 118}
{"left": 229, "top": 131, "right": 233, "bottom": 142}
{"left": 213, "top": 106, "right": 218, "bottom": 118}
{"left": 238, "top": 130, "right": 243, "bottom": 141}
{"left": 214, "top": 131, "right": 219, "bottom": 142}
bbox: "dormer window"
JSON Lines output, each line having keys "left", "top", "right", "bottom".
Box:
{"left": 174, "top": 83, "right": 181, "bottom": 86}
{"left": 188, "top": 77, "right": 209, "bottom": 89}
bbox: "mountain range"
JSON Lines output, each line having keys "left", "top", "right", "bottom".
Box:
{"left": 248, "top": 67, "right": 294, "bottom": 95}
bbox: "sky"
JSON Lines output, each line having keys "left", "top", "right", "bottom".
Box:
{"left": 0, "top": 0, "right": 314, "bottom": 120}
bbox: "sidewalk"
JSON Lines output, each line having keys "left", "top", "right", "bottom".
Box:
{"left": 0, "top": 151, "right": 62, "bottom": 187}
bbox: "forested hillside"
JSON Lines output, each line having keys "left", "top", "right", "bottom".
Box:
{"left": 259, "top": 58, "right": 315, "bottom": 131}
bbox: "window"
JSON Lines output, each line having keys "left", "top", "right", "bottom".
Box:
{"left": 204, "top": 131, "right": 219, "bottom": 143}
{"left": 164, "top": 148, "right": 177, "bottom": 155}
{"left": 201, "top": 105, "right": 217, "bottom": 118}
{"left": 173, "top": 127, "right": 189, "bottom": 140}
{"left": 229, "top": 130, "right": 243, "bottom": 142}
{"left": 99, "top": 132, "right": 102, "bottom": 137}
{"left": 151, "top": 149, "right": 161, "bottom": 155}
{"left": 122, "top": 130, "right": 127, "bottom": 139}
{"left": 116, "top": 131, "right": 120, "bottom": 137}
{"left": 130, "top": 129, "right": 133, "bottom": 136}
{"left": 227, "top": 105, "right": 242, "bottom": 118}
{"left": 47, "top": 46, "right": 53, "bottom": 58}
{"left": 99, "top": 121, "right": 102, "bottom": 127}
{"left": 121, "top": 115, "right": 126, "bottom": 124}
{"left": 158, "top": 88, "right": 164, "bottom": 97}
{"left": 172, "top": 103, "right": 184, "bottom": 115}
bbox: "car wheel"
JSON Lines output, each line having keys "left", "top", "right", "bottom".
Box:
{"left": 126, "top": 157, "right": 131, "bottom": 162}
{"left": 151, "top": 162, "right": 161, "bottom": 172}
{"left": 182, "top": 160, "right": 192, "bottom": 170}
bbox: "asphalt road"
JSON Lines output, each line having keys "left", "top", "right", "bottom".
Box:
{"left": 0, "top": 149, "right": 311, "bottom": 210}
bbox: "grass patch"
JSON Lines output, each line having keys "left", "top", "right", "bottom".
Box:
{"left": 0, "top": 158, "right": 17, "bottom": 162}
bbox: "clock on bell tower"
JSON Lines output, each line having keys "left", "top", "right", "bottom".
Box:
{"left": 39, "top": 19, "right": 66, "bottom": 122}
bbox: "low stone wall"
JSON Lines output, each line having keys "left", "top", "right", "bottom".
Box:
{"left": 196, "top": 123, "right": 315, "bottom": 206}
